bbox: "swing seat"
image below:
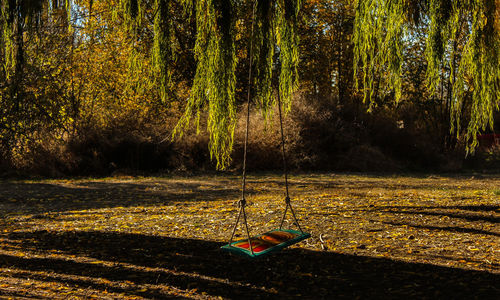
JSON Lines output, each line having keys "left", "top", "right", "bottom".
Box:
{"left": 221, "top": 229, "right": 310, "bottom": 258}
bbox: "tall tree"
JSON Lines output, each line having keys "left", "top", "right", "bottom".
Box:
{"left": 2, "top": 0, "right": 499, "bottom": 169}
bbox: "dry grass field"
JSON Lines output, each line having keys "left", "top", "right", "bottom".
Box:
{"left": 0, "top": 173, "right": 498, "bottom": 298}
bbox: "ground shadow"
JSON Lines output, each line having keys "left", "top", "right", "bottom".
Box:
{"left": 0, "top": 180, "right": 243, "bottom": 215}
{"left": 378, "top": 204, "right": 500, "bottom": 213}
{"left": 383, "top": 221, "right": 500, "bottom": 237}
{"left": 375, "top": 205, "right": 500, "bottom": 224}
{"left": 1, "top": 176, "right": 498, "bottom": 215}
{"left": 4, "top": 230, "right": 499, "bottom": 299}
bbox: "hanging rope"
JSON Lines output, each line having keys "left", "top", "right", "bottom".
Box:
{"left": 228, "top": 0, "right": 257, "bottom": 255}
{"left": 228, "top": 1, "right": 305, "bottom": 254}
{"left": 276, "top": 87, "right": 304, "bottom": 234}
{"left": 277, "top": 86, "right": 290, "bottom": 199}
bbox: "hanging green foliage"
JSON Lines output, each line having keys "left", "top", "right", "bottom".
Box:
{"left": 0, "top": 2, "right": 7, "bottom": 81}
{"left": 253, "top": 0, "right": 275, "bottom": 117}
{"left": 1, "top": 0, "right": 303, "bottom": 170}
{"left": 117, "top": 0, "right": 142, "bottom": 31}
{"left": 1, "top": 0, "right": 20, "bottom": 81}
{"left": 173, "top": 0, "right": 237, "bottom": 169}
{"left": 451, "top": 0, "right": 500, "bottom": 152}
{"left": 425, "top": 0, "right": 450, "bottom": 94}
{"left": 152, "top": 0, "right": 172, "bottom": 103}
{"left": 276, "top": 0, "right": 300, "bottom": 113}
{"left": 353, "top": 0, "right": 406, "bottom": 108}
{"left": 0, "top": 0, "right": 70, "bottom": 83}
{"left": 121, "top": 0, "right": 302, "bottom": 169}
{"left": 353, "top": 0, "right": 500, "bottom": 151}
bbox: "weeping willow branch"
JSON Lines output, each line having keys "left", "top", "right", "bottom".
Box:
{"left": 425, "top": 0, "right": 450, "bottom": 94}
{"left": 1, "top": 0, "right": 71, "bottom": 83}
{"left": 170, "top": 0, "right": 302, "bottom": 169}
{"left": 276, "top": 0, "right": 300, "bottom": 113}
{"left": 451, "top": 0, "right": 500, "bottom": 152}
{"left": 152, "top": 0, "right": 171, "bottom": 103}
{"left": 353, "top": 0, "right": 406, "bottom": 108}
{"left": 354, "top": 0, "right": 500, "bottom": 152}
{"left": 105, "top": 0, "right": 302, "bottom": 169}
{"left": 173, "top": 0, "right": 237, "bottom": 169}
{"left": 116, "top": 0, "right": 142, "bottom": 33}
{"left": 253, "top": 0, "right": 275, "bottom": 117}
{"left": 1, "top": 0, "right": 19, "bottom": 82}
{"left": 0, "top": 13, "right": 4, "bottom": 82}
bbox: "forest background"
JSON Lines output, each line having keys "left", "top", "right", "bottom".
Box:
{"left": 1, "top": 0, "right": 500, "bottom": 177}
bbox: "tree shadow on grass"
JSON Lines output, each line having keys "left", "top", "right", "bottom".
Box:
{"left": 1, "top": 176, "right": 498, "bottom": 216}
{"left": 379, "top": 205, "right": 499, "bottom": 213}
{"left": 382, "top": 221, "right": 500, "bottom": 237}
{"left": 0, "top": 180, "right": 243, "bottom": 215}
{"left": 4, "top": 230, "right": 499, "bottom": 299}
{"left": 376, "top": 205, "right": 500, "bottom": 224}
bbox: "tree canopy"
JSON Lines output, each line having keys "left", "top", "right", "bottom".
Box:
{"left": 1, "top": 0, "right": 499, "bottom": 169}
{"left": 353, "top": 0, "right": 500, "bottom": 152}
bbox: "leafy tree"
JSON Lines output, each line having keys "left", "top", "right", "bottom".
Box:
{"left": 1, "top": 0, "right": 499, "bottom": 171}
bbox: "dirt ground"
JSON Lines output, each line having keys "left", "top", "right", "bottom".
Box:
{"left": 0, "top": 173, "right": 498, "bottom": 299}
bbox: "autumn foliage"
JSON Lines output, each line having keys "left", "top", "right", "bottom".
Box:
{"left": 0, "top": 0, "right": 499, "bottom": 176}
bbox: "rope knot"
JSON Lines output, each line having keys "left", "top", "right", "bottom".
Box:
{"left": 285, "top": 196, "right": 291, "bottom": 204}
{"left": 238, "top": 198, "right": 247, "bottom": 207}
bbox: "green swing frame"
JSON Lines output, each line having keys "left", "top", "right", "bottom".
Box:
{"left": 221, "top": 229, "right": 311, "bottom": 258}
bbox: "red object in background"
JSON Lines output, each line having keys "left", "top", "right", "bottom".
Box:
{"left": 477, "top": 134, "right": 500, "bottom": 149}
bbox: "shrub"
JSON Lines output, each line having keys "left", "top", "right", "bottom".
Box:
{"left": 1, "top": 93, "right": 492, "bottom": 176}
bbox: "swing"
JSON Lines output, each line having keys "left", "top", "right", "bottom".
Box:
{"left": 221, "top": 1, "right": 310, "bottom": 258}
